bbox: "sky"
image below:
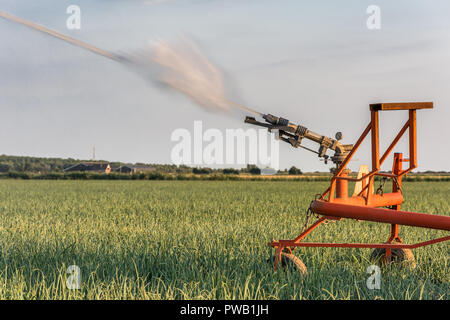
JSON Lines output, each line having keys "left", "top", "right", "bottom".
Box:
{"left": 1, "top": 0, "right": 450, "bottom": 172}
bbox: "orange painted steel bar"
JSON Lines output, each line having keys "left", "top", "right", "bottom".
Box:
{"left": 271, "top": 235, "right": 450, "bottom": 249}
{"left": 292, "top": 217, "right": 327, "bottom": 243}
{"left": 379, "top": 120, "right": 410, "bottom": 165}
{"left": 370, "top": 102, "right": 433, "bottom": 111}
{"left": 310, "top": 200, "right": 450, "bottom": 231}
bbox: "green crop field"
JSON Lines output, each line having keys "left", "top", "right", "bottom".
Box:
{"left": 0, "top": 180, "right": 447, "bottom": 300}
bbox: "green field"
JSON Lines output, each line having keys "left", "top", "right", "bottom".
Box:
{"left": 0, "top": 180, "right": 448, "bottom": 299}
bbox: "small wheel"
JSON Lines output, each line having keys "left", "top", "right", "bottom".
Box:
{"left": 268, "top": 252, "right": 308, "bottom": 275}
{"left": 370, "top": 245, "right": 416, "bottom": 268}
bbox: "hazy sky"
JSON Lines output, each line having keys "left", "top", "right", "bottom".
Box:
{"left": 1, "top": 0, "right": 449, "bottom": 172}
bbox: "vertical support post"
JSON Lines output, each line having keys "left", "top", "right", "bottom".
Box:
{"left": 336, "top": 169, "right": 350, "bottom": 199}
{"left": 362, "top": 175, "right": 367, "bottom": 194}
{"left": 274, "top": 246, "right": 282, "bottom": 271}
{"left": 392, "top": 153, "right": 403, "bottom": 206}
{"left": 367, "top": 110, "right": 379, "bottom": 205}
{"left": 385, "top": 248, "right": 392, "bottom": 263}
{"left": 388, "top": 152, "right": 403, "bottom": 244}
{"left": 371, "top": 110, "right": 380, "bottom": 171}
{"left": 409, "top": 110, "right": 417, "bottom": 168}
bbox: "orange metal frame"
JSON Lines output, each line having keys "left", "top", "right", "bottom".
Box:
{"left": 270, "top": 102, "right": 450, "bottom": 269}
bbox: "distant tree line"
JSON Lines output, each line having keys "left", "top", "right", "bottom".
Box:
{"left": 0, "top": 155, "right": 80, "bottom": 173}
{"left": 1, "top": 171, "right": 447, "bottom": 182}
{"left": 0, "top": 155, "right": 448, "bottom": 181}
{"left": 0, "top": 171, "right": 317, "bottom": 181}
{"left": 0, "top": 155, "right": 305, "bottom": 176}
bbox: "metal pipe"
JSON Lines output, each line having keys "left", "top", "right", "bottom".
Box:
{"left": 311, "top": 200, "right": 450, "bottom": 231}
{"left": 262, "top": 114, "right": 345, "bottom": 153}
{"left": 329, "top": 192, "right": 403, "bottom": 207}
{"left": 335, "top": 170, "right": 349, "bottom": 199}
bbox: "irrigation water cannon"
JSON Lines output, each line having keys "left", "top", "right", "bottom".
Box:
{"left": 245, "top": 114, "right": 354, "bottom": 167}
{"left": 245, "top": 102, "right": 450, "bottom": 274}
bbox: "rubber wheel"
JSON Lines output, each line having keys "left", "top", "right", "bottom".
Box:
{"left": 370, "top": 243, "right": 416, "bottom": 268}
{"left": 269, "top": 252, "right": 308, "bottom": 275}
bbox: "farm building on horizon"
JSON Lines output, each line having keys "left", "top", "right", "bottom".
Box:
{"left": 115, "top": 165, "right": 156, "bottom": 174}
{"left": 63, "top": 162, "right": 112, "bottom": 174}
